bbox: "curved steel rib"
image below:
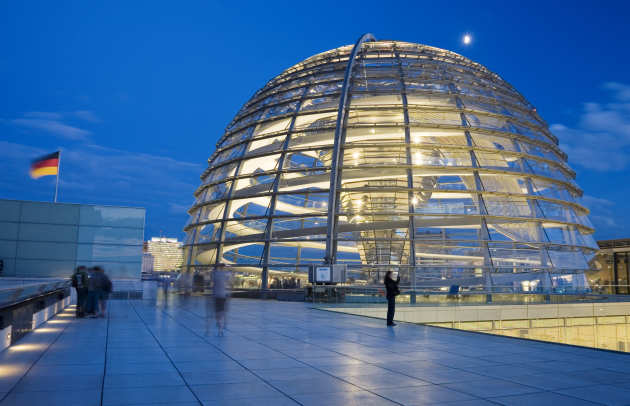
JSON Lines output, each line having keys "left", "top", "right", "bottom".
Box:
{"left": 324, "top": 33, "right": 376, "bottom": 264}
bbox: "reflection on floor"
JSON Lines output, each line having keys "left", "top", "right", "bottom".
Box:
{"left": 2, "top": 295, "right": 630, "bottom": 405}
{"left": 429, "top": 316, "right": 630, "bottom": 353}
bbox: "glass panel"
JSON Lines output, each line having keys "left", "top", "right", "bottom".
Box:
{"left": 223, "top": 243, "right": 264, "bottom": 264}
{"left": 223, "top": 219, "right": 267, "bottom": 239}
{"left": 308, "top": 81, "right": 343, "bottom": 96}
{"left": 17, "top": 241, "right": 77, "bottom": 261}
{"left": 463, "top": 98, "right": 511, "bottom": 116}
{"left": 0, "top": 200, "right": 20, "bottom": 221}
{"left": 21, "top": 202, "right": 80, "bottom": 225}
{"left": 218, "top": 127, "right": 254, "bottom": 149}
{"left": 340, "top": 191, "right": 409, "bottom": 214}
{"left": 409, "top": 128, "right": 467, "bottom": 146}
{"left": 300, "top": 96, "right": 339, "bottom": 111}
{"left": 15, "top": 259, "right": 78, "bottom": 278}
{"left": 488, "top": 243, "right": 544, "bottom": 268}
{"left": 342, "top": 167, "right": 407, "bottom": 189}
{"left": 524, "top": 159, "right": 569, "bottom": 182}
{"left": 407, "top": 110, "right": 462, "bottom": 126}
{"left": 405, "top": 81, "right": 449, "bottom": 93}
{"left": 518, "top": 141, "right": 559, "bottom": 161}
{"left": 80, "top": 261, "right": 141, "bottom": 279}
{"left": 288, "top": 129, "right": 335, "bottom": 148}
{"left": 195, "top": 223, "right": 222, "bottom": 244}
{"left": 80, "top": 206, "right": 145, "bottom": 228}
{"left": 0, "top": 221, "right": 18, "bottom": 240}
{"left": 211, "top": 144, "right": 247, "bottom": 166}
{"left": 191, "top": 244, "right": 218, "bottom": 265}
{"left": 77, "top": 244, "right": 142, "bottom": 262}
{"left": 433, "top": 175, "right": 475, "bottom": 191}
{"left": 246, "top": 135, "right": 285, "bottom": 155}
{"left": 345, "top": 126, "right": 405, "bottom": 144}
{"left": 485, "top": 195, "right": 534, "bottom": 218}
{"left": 275, "top": 193, "right": 329, "bottom": 214}
{"left": 536, "top": 200, "right": 580, "bottom": 224}
{"left": 470, "top": 133, "right": 518, "bottom": 151}
{"left": 202, "top": 162, "right": 238, "bottom": 186}
{"left": 487, "top": 220, "right": 542, "bottom": 242}
{"left": 19, "top": 223, "right": 78, "bottom": 243}
{"left": 543, "top": 224, "right": 586, "bottom": 246}
{"left": 415, "top": 196, "right": 479, "bottom": 215}
{"left": 350, "top": 93, "right": 402, "bottom": 107}
{"left": 531, "top": 179, "right": 578, "bottom": 203}
{"left": 261, "top": 102, "right": 299, "bottom": 119}
{"left": 284, "top": 150, "right": 329, "bottom": 169}
{"left": 294, "top": 111, "right": 337, "bottom": 130}
{"left": 252, "top": 117, "right": 292, "bottom": 137}
{"left": 466, "top": 113, "right": 510, "bottom": 132}
{"left": 277, "top": 169, "right": 330, "bottom": 192}
{"left": 406, "top": 94, "right": 457, "bottom": 108}
{"left": 0, "top": 240, "right": 16, "bottom": 258}
{"left": 201, "top": 181, "right": 232, "bottom": 203}
{"left": 352, "top": 78, "right": 401, "bottom": 92}
{"left": 479, "top": 174, "right": 528, "bottom": 194}
{"left": 475, "top": 151, "right": 521, "bottom": 171}
{"left": 230, "top": 196, "right": 271, "bottom": 218}
{"left": 412, "top": 148, "right": 472, "bottom": 166}
{"left": 414, "top": 241, "right": 485, "bottom": 266}
{"left": 346, "top": 109, "right": 404, "bottom": 126}
{"left": 272, "top": 216, "right": 327, "bottom": 237}
{"left": 237, "top": 154, "right": 281, "bottom": 176}
{"left": 547, "top": 248, "right": 588, "bottom": 270}
{"left": 232, "top": 175, "right": 276, "bottom": 197}
{"left": 78, "top": 226, "right": 143, "bottom": 244}
{"left": 197, "top": 203, "right": 225, "bottom": 223}
{"left": 343, "top": 146, "right": 407, "bottom": 166}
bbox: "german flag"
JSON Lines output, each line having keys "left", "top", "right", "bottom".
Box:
{"left": 30, "top": 151, "right": 60, "bottom": 179}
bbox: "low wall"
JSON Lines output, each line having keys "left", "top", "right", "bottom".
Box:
{"left": 321, "top": 301, "right": 630, "bottom": 324}
{"left": 0, "top": 285, "right": 70, "bottom": 349}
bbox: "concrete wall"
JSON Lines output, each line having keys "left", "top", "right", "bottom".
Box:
{"left": 0, "top": 199, "right": 145, "bottom": 279}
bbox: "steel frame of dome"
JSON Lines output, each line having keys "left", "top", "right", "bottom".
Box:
{"left": 184, "top": 34, "right": 597, "bottom": 292}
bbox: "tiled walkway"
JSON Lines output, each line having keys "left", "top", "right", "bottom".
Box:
{"left": 2, "top": 295, "right": 630, "bottom": 405}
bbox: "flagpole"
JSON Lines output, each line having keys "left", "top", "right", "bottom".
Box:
{"left": 54, "top": 151, "right": 61, "bottom": 203}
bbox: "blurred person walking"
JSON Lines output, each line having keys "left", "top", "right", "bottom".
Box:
{"left": 384, "top": 270, "right": 400, "bottom": 327}
{"left": 93, "top": 266, "right": 112, "bottom": 317}
{"left": 213, "top": 263, "right": 229, "bottom": 336}
{"left": 71, "top": 266, "right": 89, "bottom": 317}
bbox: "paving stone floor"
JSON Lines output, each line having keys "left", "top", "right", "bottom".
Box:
{"left": 2, "top": 294, "right": 630, "bottom": 405}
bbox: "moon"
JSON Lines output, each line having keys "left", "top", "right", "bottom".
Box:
{"left": 463, "top": 34, "right": 472, "bottom": 45}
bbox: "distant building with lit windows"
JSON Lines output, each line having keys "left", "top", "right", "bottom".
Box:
{"left": 145, "top": 237, "right": 183, "bottom": 272}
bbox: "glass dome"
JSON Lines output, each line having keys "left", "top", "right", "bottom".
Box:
{"left": 184, "top": 36, "right": 597, "bottom": 292}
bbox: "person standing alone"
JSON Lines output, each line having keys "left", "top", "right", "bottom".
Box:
{"left": 384, "top": 270, "right": 400, "bottom": 327}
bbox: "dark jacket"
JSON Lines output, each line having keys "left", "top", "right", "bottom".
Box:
{"left": 71, "top": 270, "right": 88, "bottom": 290}
{"left": 385, "top": 274, "right": 400, "bottom": 298}
{"left": 91, "top": 271, "right": 112, "bottom": 293}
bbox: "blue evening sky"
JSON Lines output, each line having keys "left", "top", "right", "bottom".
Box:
{"left": 1, "top": 1, "right": 629, "bottom": 241}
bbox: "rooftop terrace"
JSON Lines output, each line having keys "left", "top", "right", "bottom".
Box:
{"left": 1, "top": 295, "right": 630, "bottom": 405}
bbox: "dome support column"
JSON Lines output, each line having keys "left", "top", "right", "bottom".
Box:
{"left": 395, "top": 46, "right": 417, "bottom": 302}
{"left": 325, "top": 33, "right": 376, "bottom": 265}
